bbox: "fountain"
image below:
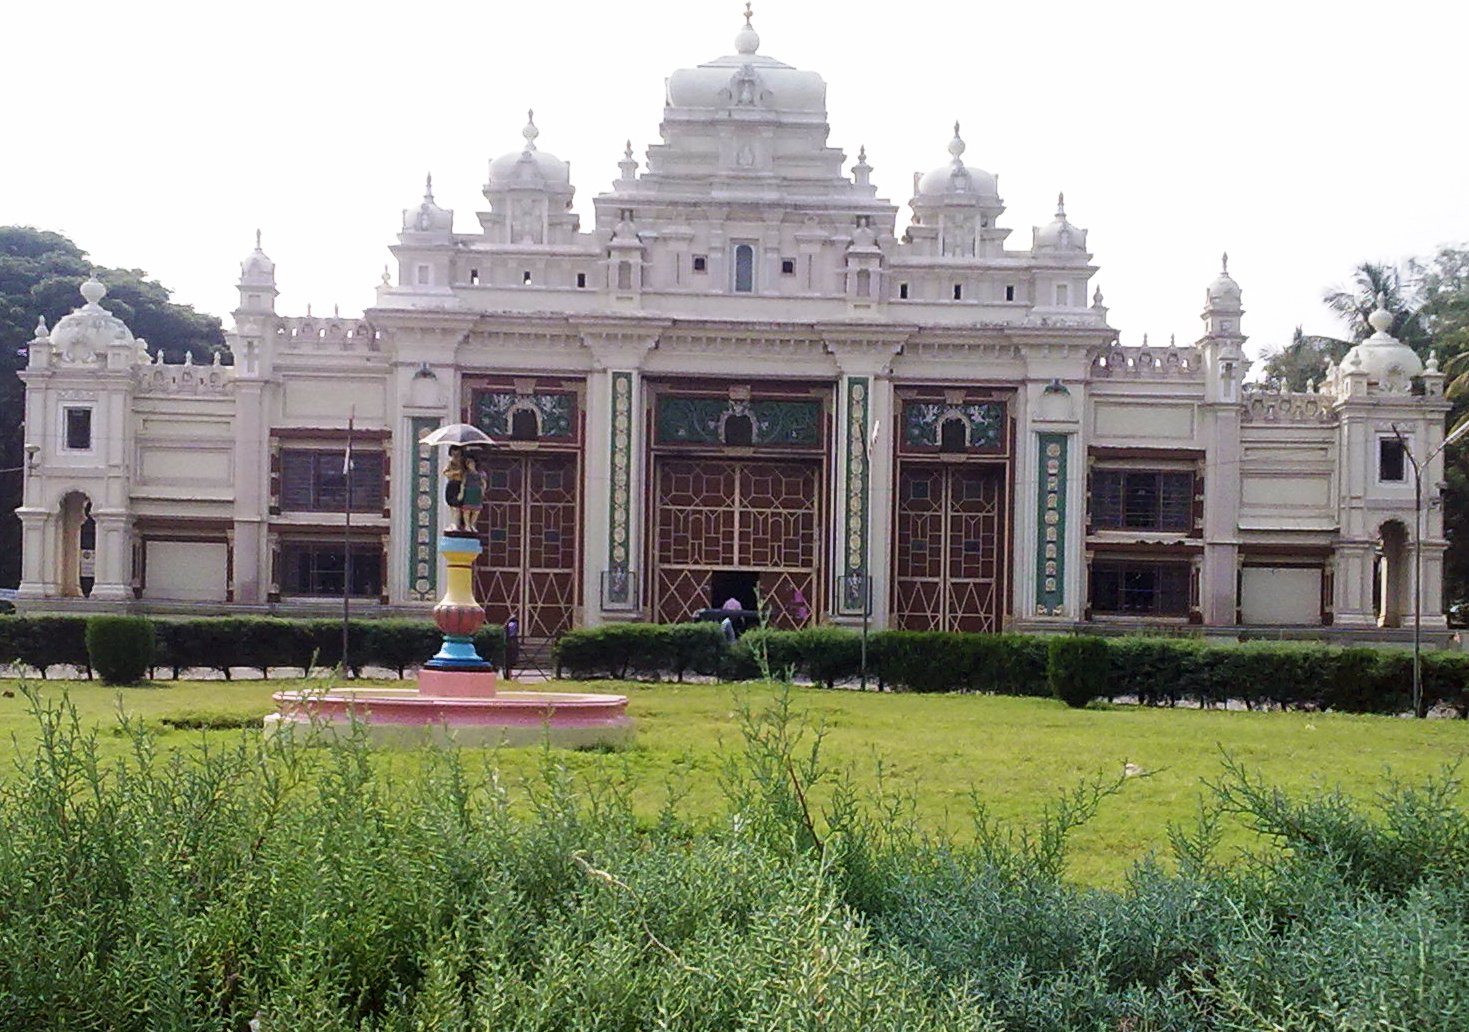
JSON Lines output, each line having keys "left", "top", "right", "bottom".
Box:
{"left": 265, "top": 426, "right": 632, "bottom": 748}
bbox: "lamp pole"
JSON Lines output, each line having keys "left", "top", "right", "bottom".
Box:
{"left": 1392, "top": 418, "right": 1469, "bottom": 718}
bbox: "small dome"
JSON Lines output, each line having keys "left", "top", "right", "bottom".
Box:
{"left": 915, "top": 123, "right": 998, "bottom": 200}
{"left": 403, "top": 173, "right": 454, "bottom": 233}
{"left": 487, "top": 110, "right": 571, "bottom": 189}
{"left": 1033, "top": 192, "right": 1087, "bottom": 251}
{"left": 49, "top": 276, "right": 136, "bottom": 364}
{"left": 240, "top": 229, "right": 275, "bottom": 282}
{"left": 1341, "top": 295, "right": 1424, "bottom": 384}
{"left": 1207, "top": 253, "right": 1242, "bottom": 305}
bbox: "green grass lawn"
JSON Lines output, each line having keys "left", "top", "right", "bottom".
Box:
{"left": 2, "top": 675, "right": 1466, "bottom": 885}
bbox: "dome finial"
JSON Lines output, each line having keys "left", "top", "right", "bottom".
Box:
{"left": 1056, "top": 191, "right": 1066, "bottom": 217}
{"left": 948, "top": 121, "right": 966, "bottom": 163}
{"left": 522, "top": 109, "right": 539, "bottom": 151}
{"left": 424, "top": 171, "right": 434, "bottom": 201}
{"left": 1221, "top": 251, "right": 1229, "bottom": 274}
{"left": 255, "top": 228, "right": 262, "bottom": 251}
{"left": 735, "top": 2, "right": 760, "bottom": 54}
{"left": 80, "top": 273, "right": 106, "bottom": 306}
{"left": 1368, "top": 291, "right": 1394, "bottom": 335}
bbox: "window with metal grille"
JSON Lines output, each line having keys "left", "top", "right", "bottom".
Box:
{"left": 281, "top": 542, "right": 382, "bottom": 596}
{"left": 1090, "top": 560, "right": 1190, "bottom": 616}
{"left": 1091, "top": 469, "right": 1193, "bottom": 532}
{"left": 280, "top": 450, "right": 384, "bottom": 512}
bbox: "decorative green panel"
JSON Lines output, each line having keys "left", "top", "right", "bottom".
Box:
{"left": 406, "top": 416, "right": 440, "bottom": 602}
{"left": 901, "top": 401, "right": 1005, "bottom": 450}
{"left": 655, "top": 396, "right": 821, "bottom": 447}
{"left": 606, "top": 372, "right": 634, "bottom": 606}
{"left": 1035, "top": 433, "right": 1068, "bottom": 615}
{"left": 473, "top": 391, "right": 574, "bottom": 439}
{"left": 841, "top": 377, "right": 870, "bottom": 613}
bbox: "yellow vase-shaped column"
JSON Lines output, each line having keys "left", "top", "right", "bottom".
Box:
{"left": 425, "top": 530, "right": 492, "bottom": 670}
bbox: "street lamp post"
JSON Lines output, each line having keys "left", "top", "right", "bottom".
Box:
{"left": 1391, "top": 418, "right": 1469, "bottom": 718}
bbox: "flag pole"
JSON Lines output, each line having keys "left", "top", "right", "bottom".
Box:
{"left": 342, "top": 406, "right": 354, "bottom": 677}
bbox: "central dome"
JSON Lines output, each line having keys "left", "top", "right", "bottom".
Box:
{"left": 488, "top": 111, "right": 571, "bottom": 188}
{"left": 664, "top": 9, "right": 826, "bottom": 114}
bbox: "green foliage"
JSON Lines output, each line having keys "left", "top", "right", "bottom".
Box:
{"left": 1048, "top": 635, "right": 1109, "bottom": 708}
{"left": 555, "top": 622, "right": 673, "bottom": 679}
{"left": 1, "top": 688, "right": 1467, "bottom": 1029}
{"left": 664, "top": 621, "right": 726, "bottom": 681}
{"left": 0, "top": 614, "right": 502, "bottom": 679}
{"left": 83, "top": 616, "right": 155, "bottom": 686}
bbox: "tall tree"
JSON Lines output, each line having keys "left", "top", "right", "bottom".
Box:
{"left": 0, "top": 227, "right": 225, "bottom": 588}
{"left": 1321, "top": 261, "right": 1431, "bottom": 350}
{"left": 1261, "top": 326, "right": 1352, "bottom": 391}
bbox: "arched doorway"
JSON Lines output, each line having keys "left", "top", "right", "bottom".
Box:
{"left": 1377, "top": 519, "right": 1410, "bottom": 628}
{"left": 58, "top": 492, "right": 94, "bottom": 598}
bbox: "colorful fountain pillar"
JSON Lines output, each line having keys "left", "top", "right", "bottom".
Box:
{"left": 424, "top": 529, "right": 493, "bottom": 673}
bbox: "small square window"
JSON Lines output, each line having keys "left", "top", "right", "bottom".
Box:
{"left": 64, "top": 407, "right": 92, "bottom": 450}
{"left": 953, "top": 283, "right": 963, "bottom": 301}
{"left": 522, "top": 270, "right": 532, "bottom": 285}
{"left": 576, "top": 272, "right": 587, "bottom": 288}
{"left": 1379, "top": 438, "right": 1407, "bottom": 482}
{"left": 899, "top": 283, "right": 909, "bottom": 299}
{"left": 1005, "top": 284, "right": 1015, "bottom": 301}
{"left": 780, "top": 258, "right": 796, "bottom": 275}
{"left": 468, "top": 268, "right": 479, "bottom": 285}
{"left": 692, "top": 255, "right": 708, "bottom": 273}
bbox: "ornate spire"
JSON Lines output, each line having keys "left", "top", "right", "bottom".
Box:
{"left": 1221, "top": 251, "right": 1229, "bottom": 274}
{"left": 735, "top": 2, "right": 760, "bottom": 54}
{"left": 947, "top": 121, "right": 966, "bottom": 164}
{"left": 522, "top": 109, "right": 539, "bottom": 152}
{"left": 34, "top": 315, "right": 48, "bottom": 339}
{"left": 1055, "top": 191, "right": 1066, "bottom": 218}
{"left": 254, "top": 228, "right": 262, "bottom": 251}
{"left": 618, "top": 139, "right": 638, "bottom": 181}
{"left": 853, "top": 144, "right": 872, "bottom": 187}
{"left": 424, "top": 172, "right": 434, "bottom": 202}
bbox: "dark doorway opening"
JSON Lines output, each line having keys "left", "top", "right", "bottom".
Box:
{"left": 710, "top": 569, "right": 759, "bottom": 612}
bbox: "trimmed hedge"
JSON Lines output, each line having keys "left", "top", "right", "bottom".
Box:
{"left": 85, "top": 616, "right": 156, "bottom": 686}
{"left": 1, "top": 614, "right": 1467, "bottom": 716}
{"left": 0, "top": 615, "right": 503, "bottom": 679}
{"left": 1048, "top": 636, "right": 1109, "bottom": 708}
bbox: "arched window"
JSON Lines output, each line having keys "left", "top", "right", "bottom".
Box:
{"left": 734, "top": 244, "right": 754, "bottom": 293}
{"left": 855, "top": 269, "right": 871, "bottom": 296}
{"left": 723, "top": 413, "right": 754, "bottom": 447}
{"left": 939, "top": 416, "right": 968, "bottom": 453}
{"left": 510, "top": 408, "right": 540, "bottom": 442}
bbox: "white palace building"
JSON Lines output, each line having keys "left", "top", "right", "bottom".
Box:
{"left": 15, "top": 12, "right": 1453, "bottom": 643}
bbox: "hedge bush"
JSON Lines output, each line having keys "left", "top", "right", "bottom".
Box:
{"left": 1, "top": 614, "right": 1467, "bottom": 716}
{"left": 0, "top": 615, "right": 503, "bottom": 680}
{"left": 84, "top": 617, "right": 156, "bottom": 686}
{"left": 1049, "top": 636, "right": 1110, "bottom": 708}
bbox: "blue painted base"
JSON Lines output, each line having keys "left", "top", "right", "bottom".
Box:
{"left": 425, "top": 634, "right": 494, "bottom": 671}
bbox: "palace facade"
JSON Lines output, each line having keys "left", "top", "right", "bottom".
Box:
{"left": 16, "top": 13, "right": 1452, "bottom": 643}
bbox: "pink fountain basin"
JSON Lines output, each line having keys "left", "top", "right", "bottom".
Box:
{"left": 265, "top": 681, "right": 633, "bottom": 749}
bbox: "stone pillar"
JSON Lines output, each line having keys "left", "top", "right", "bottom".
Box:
{"left": 231, "top": 379, "right": 268, "bottom": 604}
{"left": 89, "top": 509, "right": 132, "bottom": 601}
{"left": 15, "top": 506, "right": 51, "bottom": 598}
{"left": 581, "top": 327, "right": 659, "bottom": 623}
{"left": 827, "top": 337, "right": 903, "bottom": 627}
{"left": 1024, "top": 379, "right": 1083, "bottom": 621}
{"left": 1332, "top": 541, "right": 1377, "bottom": 627}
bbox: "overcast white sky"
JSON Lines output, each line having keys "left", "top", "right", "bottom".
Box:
{"left": 5, "top": 0, "right": 1466, "bottom": 367}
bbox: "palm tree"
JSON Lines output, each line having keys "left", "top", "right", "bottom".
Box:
{"left": 1320, "top": 262, "right": 1430, "bottom": 349}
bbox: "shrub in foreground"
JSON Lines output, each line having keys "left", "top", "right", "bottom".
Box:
{"left": 84, "top": 616, "right": 155, "bottom": 685}
{"left": 0, "top": 690, "right": 1466, "bottom": 1030}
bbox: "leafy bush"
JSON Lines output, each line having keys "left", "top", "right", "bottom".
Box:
{"left": 555, "top": 623, "right": 671, "bottom": 679}
{"left": 84, "top": 616, "right": 156, "bottom": 686}
{"left": 2, "top": 690, "right": 1467, "bottom": 1029}
{"left": 1049, "top": 635, "right": 1109, "bottom": 708}
{"left": 665, "top": 621, "right": 726, "bottom": 681}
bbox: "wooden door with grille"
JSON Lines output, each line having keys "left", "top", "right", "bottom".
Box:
{"left": 892, "top": 464, "right": 1006, "bottom": 632}
{"left": 475, "top": 451, "right": 579, "bottom": 638}
{"left": 653, "top": 458, "right": 819, "bottom": 626}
